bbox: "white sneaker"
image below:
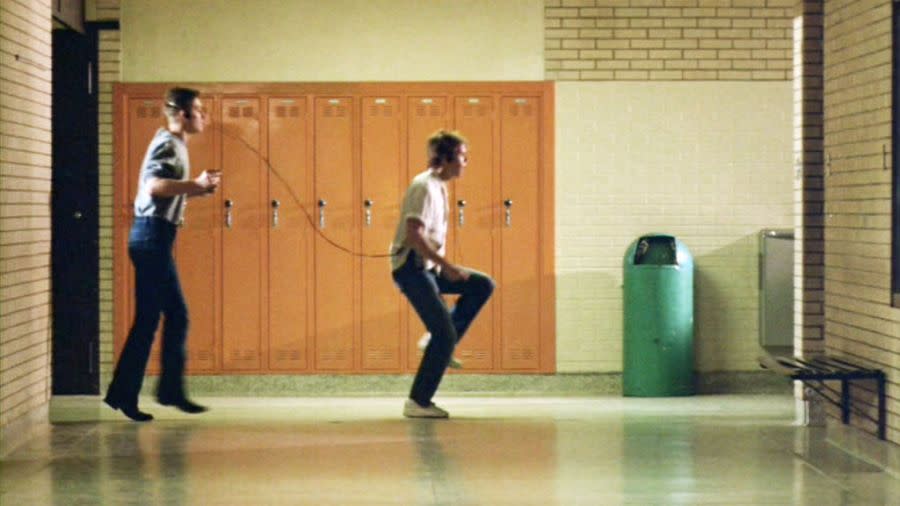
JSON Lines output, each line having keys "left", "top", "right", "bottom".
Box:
{"left": 417, "top": 332, "right": 464, "bottom": 369}
{"left": 403, "top": 399, "right": 449, "bottom": 418}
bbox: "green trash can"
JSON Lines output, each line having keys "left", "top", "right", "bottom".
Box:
{"left": 623, "top": 234, "right": 694, "bottom": 397}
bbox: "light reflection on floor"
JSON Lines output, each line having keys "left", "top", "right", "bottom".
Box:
{"left": 1, "top": 395, "right": 897, "bottom": 505}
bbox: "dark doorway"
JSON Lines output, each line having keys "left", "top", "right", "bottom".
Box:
{"left": 51, "top": 27, "right": 99, "bottom": 394}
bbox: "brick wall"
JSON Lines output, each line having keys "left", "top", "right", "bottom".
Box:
{"left": 546, "top": 0, "right": 794, "bottom": 81}
{"left": 0, "top": 0, "right": 53, "bottom": 454}
{"left": 793, "top": 2, "right": 825, "bottom": 357}
{"left": 822, "top": 0, "right": 898, "bottom": 441}
{"left": 97, "top": 30, "right": 119, "bottom": 387}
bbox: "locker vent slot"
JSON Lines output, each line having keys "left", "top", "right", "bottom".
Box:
{"left": 228, "top": 107, "right": 240, "bottom": 118}
{"left": 275, "top": 349, "right": 302, "bottom": 361}
{"left": 325, "top": 105, "right": 347, "bottom": 118}
{"left": 290, "top": 106, "right": 301, "bottom": 117}
{"left": 242, "top": 107, "right": 255, "bottom": 118}
{"left": 319, "top": 350, "right": 348, "bottom": 361}
{"left": 459, "top": 350, "right": 489, "bottom": 360}
{"left": 193, "top": 351, "right": 213, "bottom": 362}
{"left": 276, "top": 106, "right": 286, "bottom": 117}
{"left": 137, "top": 106, "right": 161, "bottom": 118}
{"left": 511, "top": 348, "right": 535, "bottom": 360}
{"left": 229, "top": 350, "right": 258, "bottom": 362}
{"left": 366, "top": 349, "right": 396, "bottom": 361}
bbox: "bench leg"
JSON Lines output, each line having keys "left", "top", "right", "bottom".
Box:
{"left": 841, "top": 379, "right": 850, "bottom": 425}
{"left": 878, "top": 374, "right": 886, "bottom": 440}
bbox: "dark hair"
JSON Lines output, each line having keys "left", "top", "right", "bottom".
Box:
{"left": 164, "top": 87, "right": 200, "bottom": 119}
{"left": 427, "top": 130, "right": 467, "bottom": 167}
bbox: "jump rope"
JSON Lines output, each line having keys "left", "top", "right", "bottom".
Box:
{"left": 205, "top": 122, "right": 396, "bottom": 259}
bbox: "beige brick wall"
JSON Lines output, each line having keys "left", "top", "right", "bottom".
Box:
{"left": 793, "top": 1, "right": 824, "bottom": 359}
{"left": 546, "top": 0, "right": 794, "bottom": 81}
{"left": 556, "top": 82, "right": 793, "bottom": 372}
{"left": 0, "top": 0, "right": 53, "bottom": 453}
{"left": 823, "top": 0, "right": 898, "bottom": 442}
{"left": 98, "top": 30, "right": 119, "bottom": 387}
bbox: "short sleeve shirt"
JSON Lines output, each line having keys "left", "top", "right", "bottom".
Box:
{"left": 133, "top": 128, "right": 190, "bottom": 224}
{"left": 389, "top": 169, "right": 448, "bottom": 271}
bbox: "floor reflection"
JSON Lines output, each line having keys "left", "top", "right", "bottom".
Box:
{"left": 1, "top": 396, "right": 897, "bottom": 505}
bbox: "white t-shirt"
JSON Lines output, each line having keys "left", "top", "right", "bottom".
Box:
{"left": 389, "top": 169, "right": 448, "bottom": 271}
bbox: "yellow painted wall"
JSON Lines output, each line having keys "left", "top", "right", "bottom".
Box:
{"left": 555, "top": 82, "right": 793, "bottom": 372}
{"left": 120, "top": 0, "right": 545, "bottom": 82}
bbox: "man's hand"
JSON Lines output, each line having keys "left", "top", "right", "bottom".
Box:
{"left": 442, "top": 264, "right": 470, "bottom": 282}
{"left": 196, "top": 170, "right": 221, "bottom": 194}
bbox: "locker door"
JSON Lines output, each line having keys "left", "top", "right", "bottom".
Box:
{"left": 121, "top": 98, "right": 166, "bottom": 373}
{"left": 405, "top": 96, "right": 448, "bottom": 371}
{"left": 360, "top": 96, "right": 403, "bottom": 370}
{"left": 268, "top": 97, "right": 312, "bottom": 371}
{"left": 499, "top": 97, "right": 542, "bottom": 370}
{"left": 221, "top": 98, "right": 265, "bottom": 371}
{"left": 314, "top": 97, "right": 356, "bottom": 371}
{"left": 175, "top": 97, "right": 220, "bottom": 373}
{"left": 452, "top": 96, "right": 495, "bottom": 371}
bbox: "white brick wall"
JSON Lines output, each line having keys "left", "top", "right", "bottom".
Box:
{"left": 0, "top": 0, "right": 53, "bottom": 451}
{"left": 556, "top": 81, "right": 793, "bottom": 372}
{"left": 823, "top": 0, "right": 899, "bottom": 442}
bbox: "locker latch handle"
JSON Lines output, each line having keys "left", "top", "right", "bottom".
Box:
{"left": 503, "top": 199, "right": 513, "bottom": 227}
{"left": 457, "top": 199, "right": 466, "bottom": 227}
{"left": 318, "top": 199, "right": 327, "bottom": 229}
{"left": 364, "top": 199, "right": 374, "bottom": 227}
{"left": 225, "top": 199, "right": 233, "bottom": 229}
{"left": 271, "top": 199, "right": 280, "bottom": 228}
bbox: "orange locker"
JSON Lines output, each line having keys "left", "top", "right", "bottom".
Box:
{"left": 175, "top": 97, "right": 220, "bottom": 373}
{"left": 267, "top": 97, "right": 313, "bottom": 371}
{"left": 360, "top": 96, "right": 405, "bottom": 370}
{"left": 404, "top": 96, "right": 450, "bottom": 371}
{"left": 499, "top": 96, "right": 542, "bottom": 370}
{"left": 122, "top": 98, "right": 166, "bottom": 374}
{"left": 313, "top": 97, "right": 357, "bottom": 371}
{"left": 451, "top": 96, "right": 496, "bottom": 371}
{"left": 221, "top": 98, "right": 266, "bottom": 371}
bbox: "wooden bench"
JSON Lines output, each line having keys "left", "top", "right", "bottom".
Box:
{"left": 759, "top": 353, "right": 886, "bottom": 440}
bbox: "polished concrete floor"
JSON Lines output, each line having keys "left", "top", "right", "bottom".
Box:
{"left": 2, "top": 395, "right": 898, "bottom": 505}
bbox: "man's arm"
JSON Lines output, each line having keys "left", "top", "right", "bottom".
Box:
{"left": 147, "top": 170, "right": 220, "bottom": 198}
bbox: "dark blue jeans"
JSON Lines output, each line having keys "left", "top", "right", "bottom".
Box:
{"left": 393, "top": 251, "right": 494, "bottom": 406}
{"left": 105, "top": 217, "right": 189, "bottom": 407}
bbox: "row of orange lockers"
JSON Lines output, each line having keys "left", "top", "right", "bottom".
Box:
{"left": 113, "top": 82, "right": 555, "bottom": 374}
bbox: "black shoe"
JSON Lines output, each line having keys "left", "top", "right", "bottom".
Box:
{"left": 104, "top": 397, "right": 154, "bottom": 422}
{"left": 157, "top": 396, "right": 208, "bottom": 414}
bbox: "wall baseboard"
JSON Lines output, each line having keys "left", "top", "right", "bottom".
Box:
{"left": 128, "top": 371, "right": 790, "bottom": 397}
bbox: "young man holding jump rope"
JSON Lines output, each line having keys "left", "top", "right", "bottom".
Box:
{"left": 104, "top": 87, "right": 220, "bottom": 421}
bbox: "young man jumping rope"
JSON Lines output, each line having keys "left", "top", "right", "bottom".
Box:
{"left": 390, "top": 130, "right": 494, "bottom": 418}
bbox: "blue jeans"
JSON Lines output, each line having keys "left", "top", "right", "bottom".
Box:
{"left": 393, "top": 251, "right": 494, "bottom": 406}
{"left": 105, "top": 217, "right": 189, "bottom": 407}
